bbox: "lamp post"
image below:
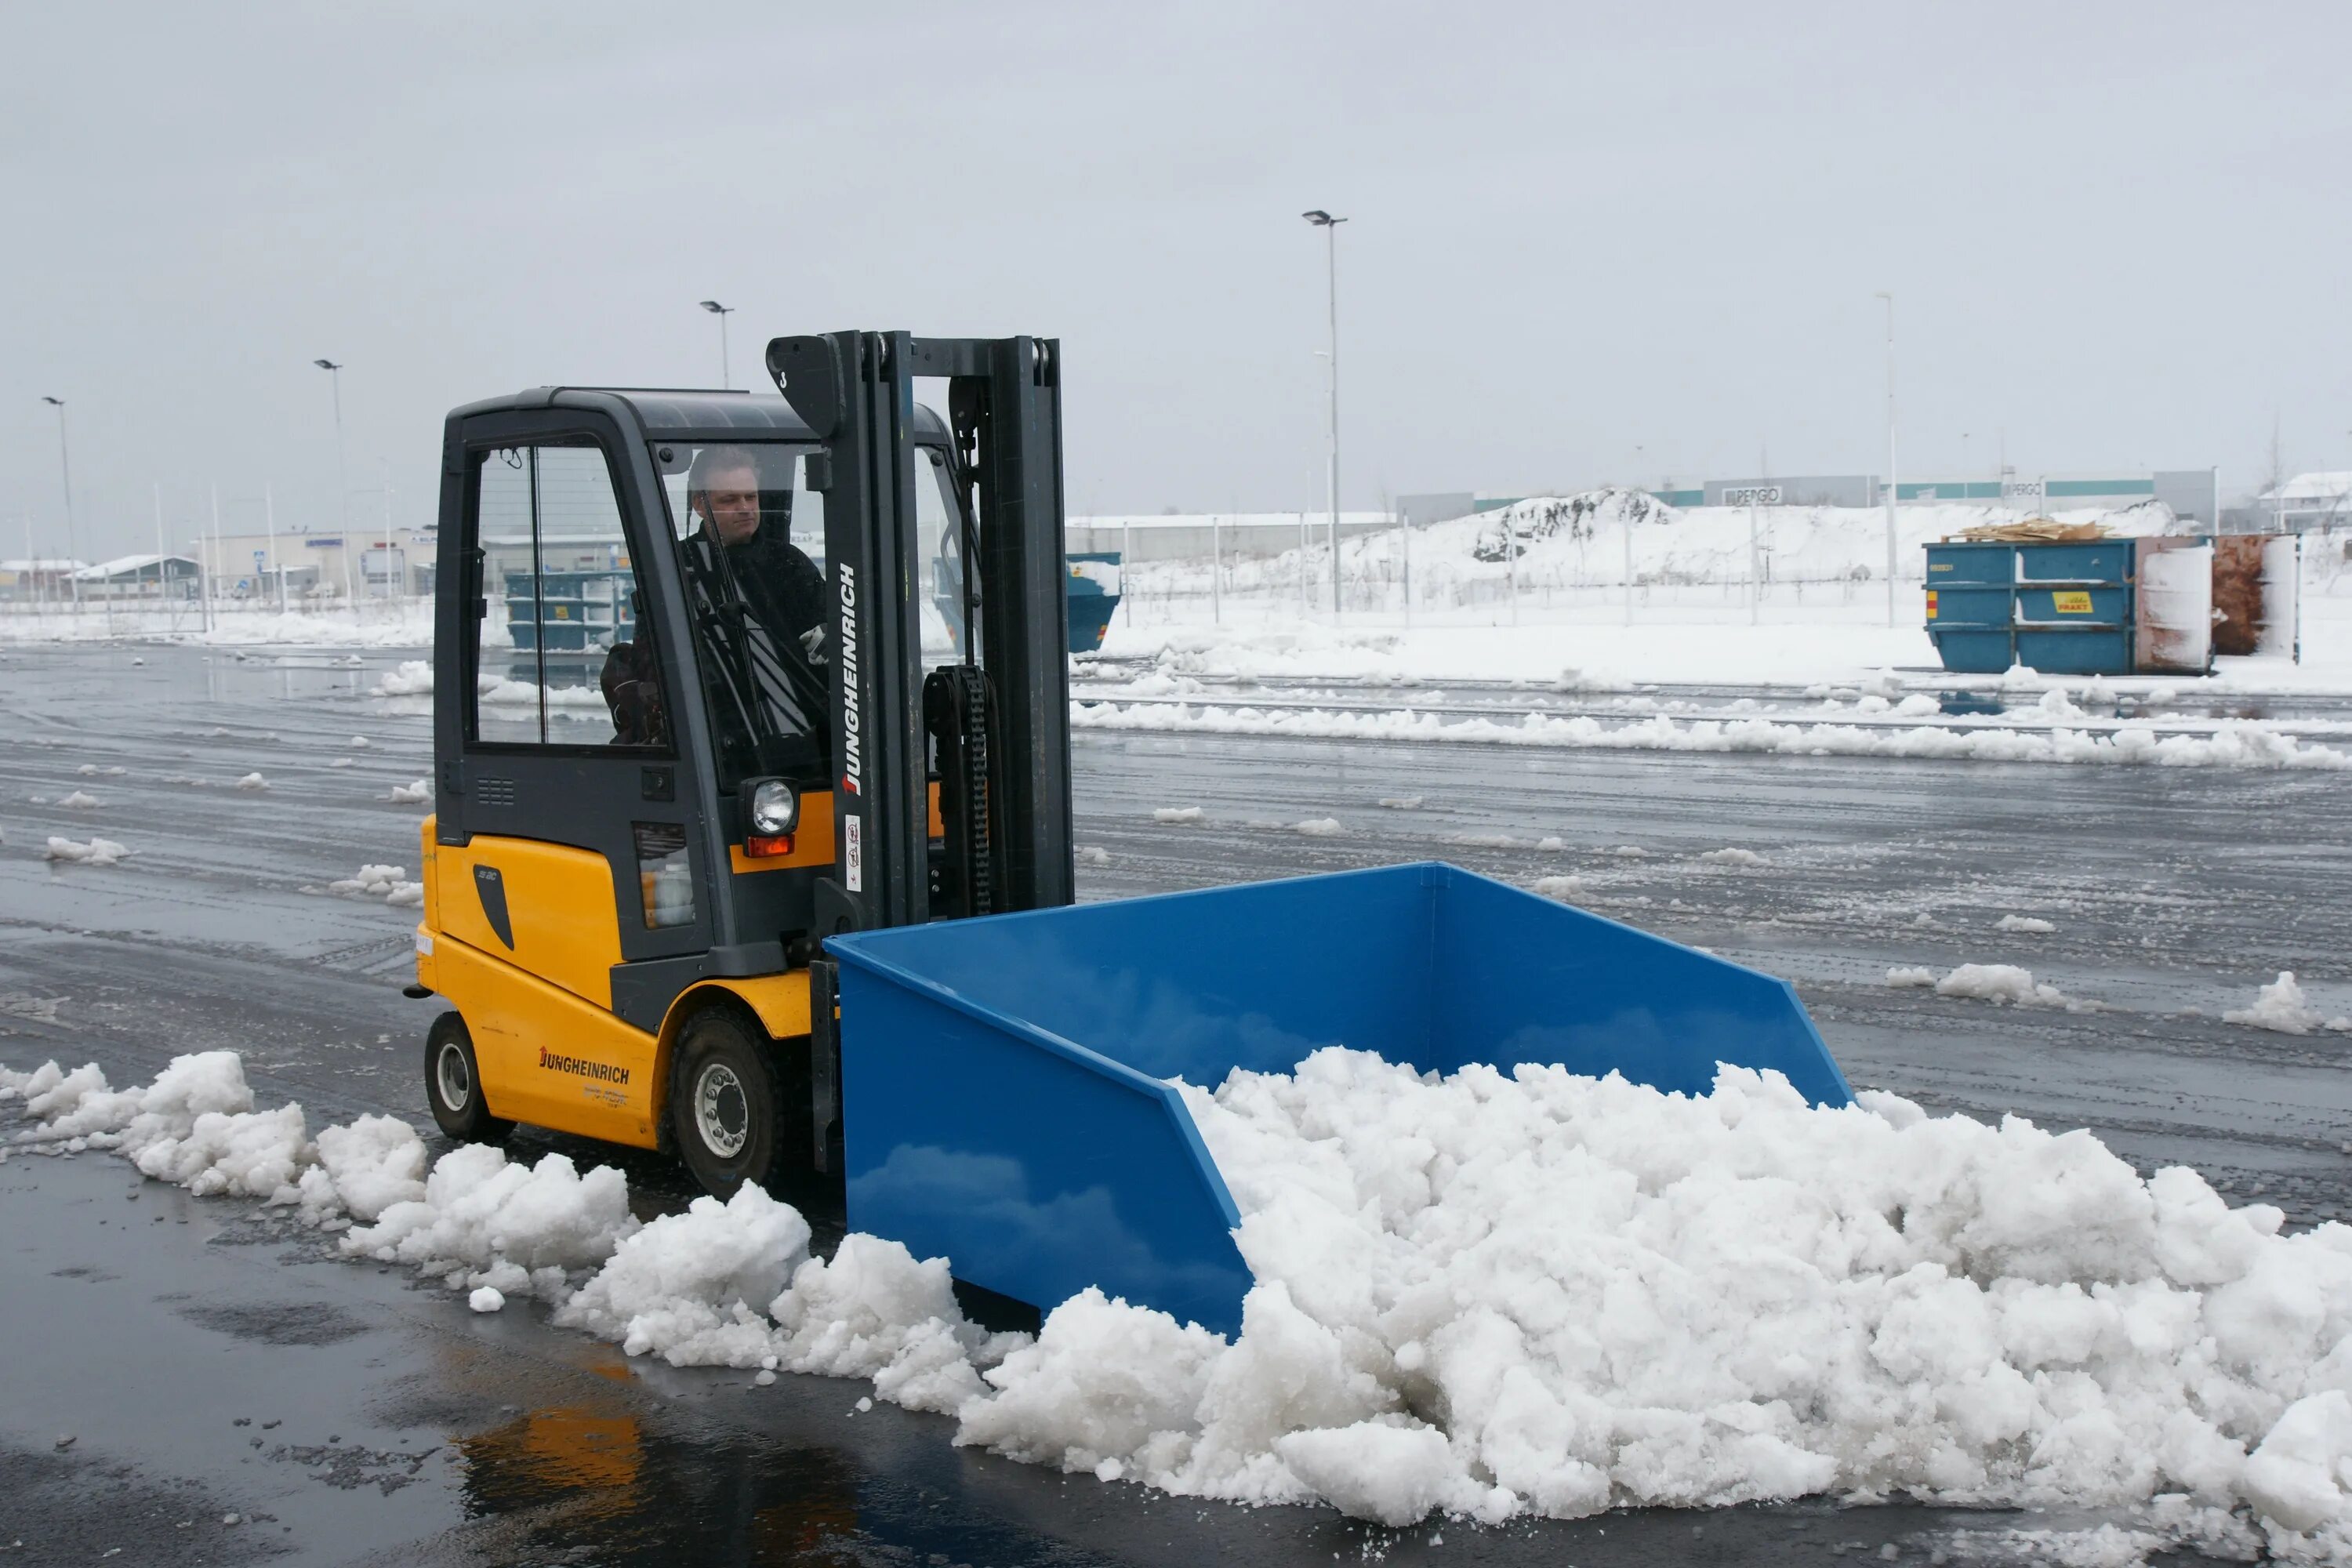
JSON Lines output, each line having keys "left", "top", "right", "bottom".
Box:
{"left": 1301, "top": 211, "right": 1346, "bottom": 619}
{"left": 1874, "top": 292, "right": 1896, "bottom": 627}
{"left": 38, "top": 397, "right": 80, "bottom": 610}
{"left": 313, "top": 360, "right": 348, "bottom": 602}
{"left": 699, "top": 300, "right": 735, "bottom": 390}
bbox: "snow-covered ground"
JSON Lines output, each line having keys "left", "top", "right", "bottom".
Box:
{"left": 10, "top": 1047, "right": 2352, "bottom": 1560}
{"left": 1097, "top": 502, "right": 2352, "bottom": 695}
{"left": 0, "top": 598, "right": 435, "bottom": 647}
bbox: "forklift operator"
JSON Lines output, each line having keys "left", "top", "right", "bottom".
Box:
{"left": 601, "top": 445, "right": 828, "bottom": 750}
{"left": 684, "top": 445, "right": 829, "bottom": 662}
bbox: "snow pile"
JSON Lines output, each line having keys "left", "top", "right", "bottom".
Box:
{"left": 1153, "top": 806, "right": 1206, "bottom": 825}
{"left": 343, "top": 1143, "right": 637, "bottom": 1301}
{"left": 44, "top": 836, "right": 129, "bottom": 866}
{"left": 329, "top": 863, "right": 424, "bottom": 907}
{"left": 298, "top": 1114, "right": 428, "bottom": 1222}
{"left": 1694, "top": 848, "right": 1767, "bottom": 867}
{"left": 75, "top": 764, "right": 125, "bottom": 777}
{"left": 1076, "top": 846, "right": 1112, "bottom": 866}
{"left": 26, "top": 1049, "right": 2352, "bottom": 1552}
{"left": 1473, "top": 488, "right": 1671, "bottom": 561}
{"left": 1996, "top": 914, "right": 2056, "bottom": 935}
{"left": 938, "top": 1051, "right": 2352, "bottom": 1544}
{"left": 1293, "top": 818, "right": 1345, "bottom": 837}
{"left": 0, "top": 1052, "right": 317, "bottom": 1204}
{"left": 233, "top": 772, "right": 269, "bottom": 791}
{"left": 387, "top": 780, "right": 431, "bottom": 804}
{"left": 56, "top": 790, "right": 100, "bottom": 809}
{"left": 374, "top": 660, "right": 434, "bottom": 697}
{"left": 550, "top": 1185, "right": 1025, "bottom": 1411}
{"left": 349, "top": 735, "right": 370, "bottom": 749}
{"left": 1376, "top": 795, "right": 1424, "bottom": 810}
{"left": 2223, "top": 973, "right": 2352, "bottom": 1037}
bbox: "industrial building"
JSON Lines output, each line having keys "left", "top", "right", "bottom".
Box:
{"left": 191, "top": 524, "right": 438, "bottom": 601}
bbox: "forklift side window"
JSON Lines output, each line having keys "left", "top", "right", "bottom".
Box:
{"left": 466, "top": 442, "right": 660, "bottom": 750}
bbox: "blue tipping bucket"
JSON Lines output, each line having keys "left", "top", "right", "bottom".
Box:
{"left": 825, "top": 862, "right": 1849, "bottom": 1337}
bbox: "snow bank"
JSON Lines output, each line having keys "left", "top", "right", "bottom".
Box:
{"left": 1074, "top": 702, "right": 2352, "bottom": 772}
{"left": 44, "top": 836, "right": 129, "bottom": 866}
{"left": 2224, "top": 973, "right": 2352, "bottom": 1037}
{"left": 20, "top": 1047, "right": 2352, "bottom": 1554}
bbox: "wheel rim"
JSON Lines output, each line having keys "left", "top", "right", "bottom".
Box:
{"left": 435, "top": 1041, "right": 471, "bottom": 1110}
{"left": 694, "top": 1062, "right": 749, "bottom": 1158}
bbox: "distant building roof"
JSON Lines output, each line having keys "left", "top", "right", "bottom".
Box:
{"left": 72, "top": 554, "right": 195, "bottom": 580}
{"left": 2258, "top": 471, "right": 2352, "bottom": 503}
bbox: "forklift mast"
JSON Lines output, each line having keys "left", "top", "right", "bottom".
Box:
{"left": 770, "top": 332, "right": 1076, "bottom": 939}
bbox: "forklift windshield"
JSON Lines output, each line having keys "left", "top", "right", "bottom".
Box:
{"left": 646, "top": 441, "right": 833, "bottom": 786}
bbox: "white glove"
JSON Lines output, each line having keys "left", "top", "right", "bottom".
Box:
{"left": 800, "top": 623, "right": 829, "bottom": 663}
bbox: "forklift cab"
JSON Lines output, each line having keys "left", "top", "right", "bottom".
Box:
{"left": 414, "top": 334, "right": 1075, "bottom": 1201}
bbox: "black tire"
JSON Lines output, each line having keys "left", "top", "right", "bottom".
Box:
{"left": 423, "top": 1012, "right": 514, "bottom": 1144}
{"left": 670, "top": 1007, "right": 811, "bottom": 1200}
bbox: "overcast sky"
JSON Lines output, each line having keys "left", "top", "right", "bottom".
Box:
{"left": 5, "top": 2, "right": 2348, "bottom": 559}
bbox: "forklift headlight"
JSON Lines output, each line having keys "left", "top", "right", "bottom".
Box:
{"left": 748, "top": 779, "right": 800, "bottom": 837}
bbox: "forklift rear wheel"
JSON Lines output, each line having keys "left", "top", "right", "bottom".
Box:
{"left": 670, "top": 1008, "right": 804, "bottom": 1199}
{"left": 423, "top": 1012, "right": 514, "bottom": 1144}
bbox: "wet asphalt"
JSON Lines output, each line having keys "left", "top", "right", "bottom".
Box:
{"left": 1, "top": 641, "right": 2344, "bottom": 1565}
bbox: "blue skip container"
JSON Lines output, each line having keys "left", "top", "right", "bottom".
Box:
{"left": 825, "top": 862, "right": 1849, "bottom": 1336}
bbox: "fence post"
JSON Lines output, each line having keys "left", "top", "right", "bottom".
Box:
{"left": 1622, "top": 510, "right": 1635, "bottom": 626}
{"left": 1212, "top": 514, "right": 1221, "bottom": 625}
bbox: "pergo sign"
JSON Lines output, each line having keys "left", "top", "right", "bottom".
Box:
{"left": 2002, "top": 479, "right": 2046, "bottom": 503}
{"left": 1722, "top": 486, "right": 1784, "bottom": 506}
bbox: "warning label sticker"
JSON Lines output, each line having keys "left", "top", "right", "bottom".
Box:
{"left": 845, "top": 815, "right": 863, "bottom": 892}
{"left": 2052, "top": 590, "right": 2094, "bottom": 614}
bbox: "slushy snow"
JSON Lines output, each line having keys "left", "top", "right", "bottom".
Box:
{"left": 45, "top": 837, "right": 129, "bottom": 866}
{"left": 330, "top": 863, "right": 425, "bottom": 907}
{"left": 17, "top": 1047, "right": 2352, "bottom": 1555}
{"left": 1889, "top": 963, "right": 2094, "bottom": 1011}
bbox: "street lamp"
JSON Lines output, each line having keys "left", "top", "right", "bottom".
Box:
{"left": 1301, "top": 211, "right": 1346, "bottom": 619}
{"left": 699, "top": 300, "right": 735, "bottom": 390}
{"left": 1874, "top": 292, "right": 1896, "bottom": 628}
{"left": 39, "top": 397, "right": 79, "bottom": 609}
{"left": 314, "top": 359, "right": 351, "bottom": 602}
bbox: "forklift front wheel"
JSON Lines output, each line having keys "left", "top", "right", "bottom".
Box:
{"left": 670, "top": 1007, "right": 798, "bottom": 1200}
{"left": 423, "top": 1012, "right": 514, "bottom": 1145}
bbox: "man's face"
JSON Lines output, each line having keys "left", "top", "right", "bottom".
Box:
{"left": 694, "top": 466, "right": 760, "bottom": 545}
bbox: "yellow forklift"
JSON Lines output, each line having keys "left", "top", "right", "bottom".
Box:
{"left": 410, "top": 332, "right": 1075, "bottom": 1204}
{"left": 408, "top": 328, "right": 1849, "bottom": 1334}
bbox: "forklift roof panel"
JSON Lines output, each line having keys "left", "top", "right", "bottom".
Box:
{"left": 449, "top": 389, "right": 953, "bottom": 445}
